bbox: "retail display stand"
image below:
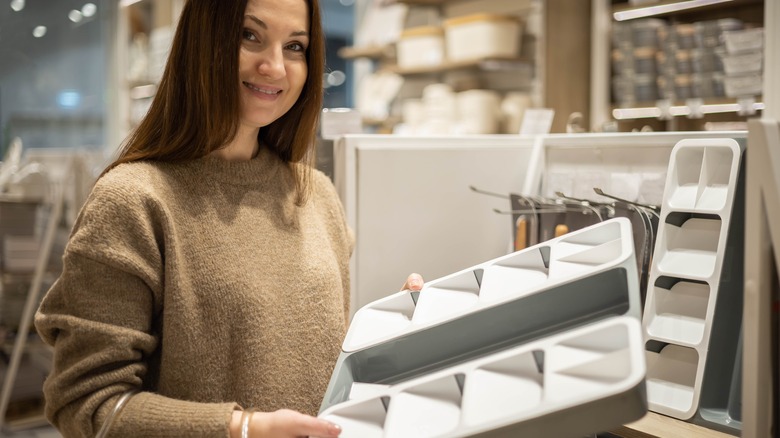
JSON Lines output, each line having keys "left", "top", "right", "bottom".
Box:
{"left": 319, "top": 218, "right": 648, "bottom": 437}
{"left": 642, "top": 138, "right": 745, "bottom": 433}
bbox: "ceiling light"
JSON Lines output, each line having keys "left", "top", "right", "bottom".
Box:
{"left": 32, "top": 25, "right": 47, "bottom": 38}
{"left": 327, "top": 70, "right": 346, "bottom": 87}
{"left": 10, "top": 0, "right": 24, "bottom": 12}
{"left": 81, "top": 3, "right": 97, "bottom": 18}
{"left": 68, "top": 9, "right": 83, "bottom": 23}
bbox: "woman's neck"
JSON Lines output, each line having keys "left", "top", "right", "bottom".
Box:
{"left": 212, "top": 125, "right": 260, "bottom": 161}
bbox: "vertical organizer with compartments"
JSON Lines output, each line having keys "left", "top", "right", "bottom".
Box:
{"left": 319, "top": 218, "right": 649, "bottom": 437}
{"left": 642, "top": 138, "right": 745, "bottom": 434}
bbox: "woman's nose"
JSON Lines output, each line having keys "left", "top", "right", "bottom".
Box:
{"left": 257, "top": 46, "right": 285, "bottom": 80}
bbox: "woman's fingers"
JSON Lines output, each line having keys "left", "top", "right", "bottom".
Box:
{"left": 252, "top": 409, "right": 341, "bottom": 437}
{"left": 401, "top": 273, "right": 424, "bottom": 291}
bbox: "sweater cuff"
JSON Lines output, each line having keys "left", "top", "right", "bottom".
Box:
{"left": 107, "top": 391, "right": 239, "bottom": 438}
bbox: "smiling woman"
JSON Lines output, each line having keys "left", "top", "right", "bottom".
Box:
{"left": 31, "top": 0, "right": 365, "bottom": 437}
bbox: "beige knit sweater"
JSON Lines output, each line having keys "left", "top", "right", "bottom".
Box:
{"left": 34, "top": 147, "right": 353, "bottom": 437}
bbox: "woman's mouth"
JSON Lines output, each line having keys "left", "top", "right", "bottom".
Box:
{"left": 243, "top": 81, "right": 282, "bottom": 97}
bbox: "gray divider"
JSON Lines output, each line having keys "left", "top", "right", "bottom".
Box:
{"left": 693, "top": 155, "right": 745, "bottom": 435}
{"left": 321, "top": 267, "right": 632, "bottom": 413}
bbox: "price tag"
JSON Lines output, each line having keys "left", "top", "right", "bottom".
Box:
{"left": 519, "top": 108, "right": 555, "bottom": 135}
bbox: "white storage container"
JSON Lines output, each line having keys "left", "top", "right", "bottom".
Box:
{"left": 719, "top": 50, "right": 763, "bottom": 76}
{"left": 456, "top": 90, "right": 501, "bottom": 134}
{"left": 723, "top": 27, "right": 764, "bottom": 54}
{"left": 443, "top": 13, "right": 521, "bottom": 62}
{"left": 724, "top": 73, "right": 763, "bottom": 97}
{"left": 397, "top": 26, "right": 445, "bottom": 69}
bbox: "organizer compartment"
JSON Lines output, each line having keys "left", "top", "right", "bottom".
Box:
{"left": 645, "top": 343, "right": 699, "bottom": 416}
{"left": 321, "top": 317, "right": 646, "bottom": 437}
{"left": 645, "top": 278, "right": 710, "bottom": 345}
{"left": 668, "top": 146, "right": 704, "bottom": 209}
{"left": 666, "top": 144, "right": 737, "bottom": 211}
{"left": 656, "top": 214, "right": 722, "bottom": 279}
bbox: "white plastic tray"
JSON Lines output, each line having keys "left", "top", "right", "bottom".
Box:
{"left": 321, "top": 317, "right": 646, "bottom": 438}
{"left": 343, "top": 219, "right": 641, "bottom": 353}
{"left": 642, "top": 138, "right": 743, "bottom": 420}
{"left": 320, "top": 219, "right": 647, "bottom": 436}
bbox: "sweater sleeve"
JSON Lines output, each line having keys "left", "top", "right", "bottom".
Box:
{"left": 34, "top": 174, "right": 238, "bottom": 438}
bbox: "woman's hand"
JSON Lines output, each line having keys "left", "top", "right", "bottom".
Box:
{"left": 401, "top": 273, "right": 424, "bottom": 291}
{"left": 231, "top": 409, "right": 341, "bottom": 437}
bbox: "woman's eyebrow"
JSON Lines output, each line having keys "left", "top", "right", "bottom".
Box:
{"left": 245, "top": 14, "right": 309, "bottom": 37}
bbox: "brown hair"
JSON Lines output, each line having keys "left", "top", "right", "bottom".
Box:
{"left": 105, "top": 0, "right": 324, "bottom": 204}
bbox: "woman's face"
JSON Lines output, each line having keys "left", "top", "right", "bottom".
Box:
{"left": 238, "top": 0, "right": 309, "bottom": 130}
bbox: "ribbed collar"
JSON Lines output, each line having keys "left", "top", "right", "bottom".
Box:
{"left": 177, "top": 146, "right": 287, "bottom": 187}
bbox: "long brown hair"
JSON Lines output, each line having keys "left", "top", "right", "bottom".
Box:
{"left": 105, "top": 0, "right": 324, "bottom": 204}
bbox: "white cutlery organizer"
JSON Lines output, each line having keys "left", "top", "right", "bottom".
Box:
{"left": 642, "top": 138, "right": 745, "bottom": 434}
{"left": 319, "top": 218, "right": 648, "bottom": 437}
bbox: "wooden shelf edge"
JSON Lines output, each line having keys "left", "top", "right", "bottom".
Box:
{"left": 385, "top": 56, "right": 530, "bottom": 75}
{"left": 611, "top": 411, "right": 737, "bottom": 438}
{"left": 611, "top": 0, "right": 763, "bottom": 20}
{"left": 338, "top": 45, "right": 393, "bottom": 60}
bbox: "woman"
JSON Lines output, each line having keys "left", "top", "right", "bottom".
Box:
{"left": 34, "top": 0, "right": 423, "bottom": 436}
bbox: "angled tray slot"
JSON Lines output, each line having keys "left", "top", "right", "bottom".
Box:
{"left": 480, "top": 247, "right": 550, "bottom": 302}
{"left": 343, "top": 292, "right": 417, "bottom": 350}
{"left": 384, "top": 375, "right": 463, "bottom": 438}
{"left": 320, "top": 397, "right": 387, "bottom": 438}
{"left": 546, "top": 323, "right": 633, "bottom": 401}
{"left": 551, "top": 238, "right": 624, "bottom": 278}
{"left": 461, "top": 350, "right": 544, "bottom": 427}
{"left": 412, "top": 269, "right": 483, "bottom": 323}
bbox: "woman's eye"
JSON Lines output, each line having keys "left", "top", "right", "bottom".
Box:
{"left": 242, "top": 29, "right": 258, "bottom": 42}
{"left": 287, "top": 42, "right": 305, "bottom": 52}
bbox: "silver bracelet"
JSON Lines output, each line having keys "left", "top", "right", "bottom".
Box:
{"left": 240, "top": 408, "right": 255, "bottom": 438}
{"left": 95, "top": 389, "right": 139, "bottom": 438}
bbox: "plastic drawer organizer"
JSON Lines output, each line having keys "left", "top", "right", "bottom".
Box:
{"left": 319, "top": 218, "right": 648, "bottom": 437}
{"left": 642, "top": 138, "right": 745, "bottom": 433}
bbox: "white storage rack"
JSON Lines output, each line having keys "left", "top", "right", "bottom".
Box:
{"left": 319, "top": 218, "right": 648, "bottom": 437}
{"left": 642, "top": 138, "right": 746, "bottom": 433}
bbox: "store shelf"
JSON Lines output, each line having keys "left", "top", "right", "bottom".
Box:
{"left": 384, "top": 56, "right": 530, "bottom": 76}
{"left": 612, "top": 0, "right": 763, "bottom": 21}
{"left": 394, "top": 0, "right": 448, "bottom": 4}
{"left": 337, "top": 45, "right": 394, "bottom": 60}
{"left": 612, "top": 97, "right": 764, "bottom": 120}
{"left": 611, "top": 411, "right": 736, "bottom": 437}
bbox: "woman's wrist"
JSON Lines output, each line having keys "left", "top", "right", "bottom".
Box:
{"left": 229, "top": 410, "right": 244, "bottom": 438}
